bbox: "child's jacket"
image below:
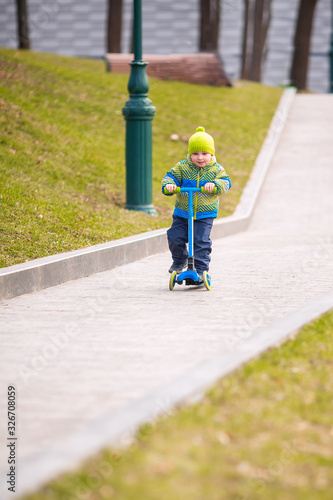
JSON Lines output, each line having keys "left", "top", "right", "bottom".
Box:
{"left": 162, "top": 157, "right": 231, "bottom": 220}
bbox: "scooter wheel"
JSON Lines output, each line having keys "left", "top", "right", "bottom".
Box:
{"left": 203, "top": 271, "right": 211, "bottom": 291}
{"left": 169, "top": 271, "right": 177, "bottom": 290}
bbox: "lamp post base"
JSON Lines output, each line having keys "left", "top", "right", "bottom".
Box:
{"left": 125, "top": 203, "right": 158, "bottom": 216}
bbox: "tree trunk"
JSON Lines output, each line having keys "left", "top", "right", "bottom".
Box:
{"left": 241, "top": 0, "right": 255, "bottom": 79}
{"left": 241, "top": 0, "right": 271, "bottom": 81}
{"left": 290, "top": 0, "right": 319, "bottom": 90}
{"left": 107, "top": 0, "right": 123, "bottom": 53}
{"left": 15, "top": 0, "right": 30, "bottom": 50}
{"left": 251, "top": 0, "right": 271, "bottom": 81}
{"left": 200, "top": 0, "right": 221, "bottom": 52}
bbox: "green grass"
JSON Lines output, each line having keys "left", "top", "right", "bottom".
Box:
{"left": 21, "top": 311, "right": 333, "bottom": 500}
{"left": 0, "top": 48, "right": 282, "bottom": 268}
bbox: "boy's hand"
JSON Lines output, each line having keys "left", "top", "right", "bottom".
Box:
{"left": 165, "top": 184, "right": 177, "bottom": 192}
{"left": 204, "top": 182, "right": 215, "bottom": 193}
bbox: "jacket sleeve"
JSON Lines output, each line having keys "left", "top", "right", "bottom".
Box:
{"left": 161, "top": 163, "right": 183, "bottom": 195}
{"left": 213, "top": 165, "right": 232, "bottom": 195}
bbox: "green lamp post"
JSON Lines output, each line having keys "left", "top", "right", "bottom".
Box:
{"left": 122, "top": 0, "right": 157, "bottom": 214}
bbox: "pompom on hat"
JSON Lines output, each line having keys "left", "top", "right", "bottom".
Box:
{"left": 188, "top": 126, "right": 215, "bottom": 156}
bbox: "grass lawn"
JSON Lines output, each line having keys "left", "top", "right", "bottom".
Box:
{"left": 21, "top": 310, "right": 333, "bottom": 500}
{"left": 0, "top": 48, "right": 282, "bottom": 268}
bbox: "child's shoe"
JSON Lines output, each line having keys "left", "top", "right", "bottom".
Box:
{"left": 197, "top": 271, "right": 211, "bottom": 286}
{"left": 197, "top": 273, "right": 204, "bottom": 285}
{"left": 168, "top": 261, "right": 187, "bottom": 274}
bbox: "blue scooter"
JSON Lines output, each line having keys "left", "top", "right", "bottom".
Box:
{"left": 165, "top": 186, "right": 215, "bottom": 291}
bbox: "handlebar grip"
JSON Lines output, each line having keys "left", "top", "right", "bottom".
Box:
{"left": 200, "top": 186, "right": 217, "bottom": 194}
{"left": 163, "top": 186, "right": 180, "bottom": 194}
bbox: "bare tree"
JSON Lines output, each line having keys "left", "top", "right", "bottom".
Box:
{"left": 290, "top": 0, "right": 319, "bottom": 90}
{"left": 200, "top": 0, "right": 221, "bottom": 52}
{"left": 241, "top": 0, "right": 271, "bottom": 81}
{"left": 15, "top": 0, "right": 30, "bottom": 49}
{"left": 107, "top": 0, "right": 123, "bottom": 53}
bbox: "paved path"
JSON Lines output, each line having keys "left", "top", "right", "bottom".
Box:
{"left": 1, "top": 95, "right": 333, "bottom": 498}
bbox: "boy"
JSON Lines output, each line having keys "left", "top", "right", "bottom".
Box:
{"left": 162, "top": 126, "right": 231, "bottom": 280}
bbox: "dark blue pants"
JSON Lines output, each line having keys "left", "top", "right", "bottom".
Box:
{"left": 167, "top": 216, "right": 214, "bottom": 273}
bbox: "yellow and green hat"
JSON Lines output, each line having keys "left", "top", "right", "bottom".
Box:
{"left": 188, "top": 126, "right": 215, "bottom": 156}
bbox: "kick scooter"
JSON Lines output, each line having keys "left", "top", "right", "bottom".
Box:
{"left": 165, "top": 186, "right": 216, "bottom": 291}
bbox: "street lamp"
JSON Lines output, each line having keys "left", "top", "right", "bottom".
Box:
{"left": 122, "top": 0, "right": 157, "bottom": 214}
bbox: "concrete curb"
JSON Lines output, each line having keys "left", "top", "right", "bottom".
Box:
{"left": 0, "top": 88, "right": 295, "bottom": 301}
{"left": 0, "top": 229, "right": 168, "bottom": 301}
{"left": 13, "top": 287, "right": 333, "bottom": 499}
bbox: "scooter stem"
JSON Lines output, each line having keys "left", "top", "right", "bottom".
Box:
{"left": 187, "top": 189, "right": 194, "bottom": 267}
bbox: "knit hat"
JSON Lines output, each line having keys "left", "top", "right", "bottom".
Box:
{"left": 188, "top": 126, "right": 215, "bottom": 156}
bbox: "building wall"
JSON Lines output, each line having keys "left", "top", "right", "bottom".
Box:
{"left": 307, "top": 0, "right": 331, "bottom": 92}
{"left": 0, "top": 0, "right": 106, "bottom": 56}
{"left": 263, "top": 0, "right": 331, "bottom": 92}
{"left": 0, "top": 0, "right": 331, "bottom": 92}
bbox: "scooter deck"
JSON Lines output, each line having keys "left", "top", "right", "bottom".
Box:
{"left": 176, "top": 269, "right": 203, "bottom": 286}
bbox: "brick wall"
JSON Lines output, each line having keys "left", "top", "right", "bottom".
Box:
{"left": 105, "top": 52, "right": 232, "bottom": 86}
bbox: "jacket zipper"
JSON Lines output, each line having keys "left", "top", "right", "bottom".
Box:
{"left": 194, "top": 169, "right": 200, "bottom": 220}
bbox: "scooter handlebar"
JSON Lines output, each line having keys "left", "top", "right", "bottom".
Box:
{"left": 163, "top": 186, "right": 217, "bottom": 194}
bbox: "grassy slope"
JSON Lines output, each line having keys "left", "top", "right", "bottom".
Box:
{"left": 22, "top": 311, "right": 333, "bottom": 500}
{"left": 0, "top": 48, "right": 282, "bottom": 267}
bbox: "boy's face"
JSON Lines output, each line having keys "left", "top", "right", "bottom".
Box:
{"left": 190, "top": 151, "right": 213, "bottom": 168}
